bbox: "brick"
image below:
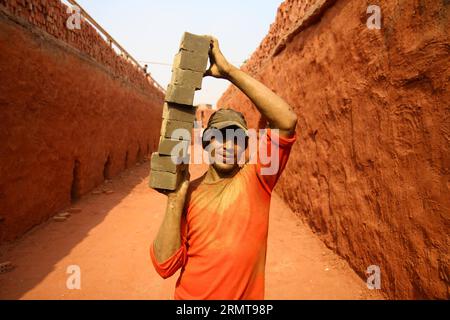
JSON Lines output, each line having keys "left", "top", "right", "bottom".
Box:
{"left": 149, "top": 170, "right": 182, "bottom": 191}
{"left": 179, "top": 32, "right": 210, "bottom": 54}
{"left": 163, "top": 102, "right": 196, "bottom": 122}
{"left": 165, "top": 84, "right": 196, "bottom": 105}
{"left": 158, "top": 137, "right": 190, "bottom": 157}
{"left": 171, "top": 68, "right": 204, "bottom": 90}
{"left": 151, "top": 152, "right": 186, "bottom": 173}
{"left": 160, "top": 118, "right": 193, "bottom": 140}
{"left": 172, "top": 50, "right": 209, "bottom": 73}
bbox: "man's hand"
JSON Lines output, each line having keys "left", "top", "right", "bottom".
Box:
{"left": 166, "top": 168, "right": 190, "bottom": 208}
{"left": 204, "top": 37, "right": 234, "bottom": 79}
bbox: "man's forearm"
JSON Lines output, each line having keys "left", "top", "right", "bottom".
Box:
{"left": 153, "top": 196, "right": 184, "bottom": 263}
{"left": 226, "top": 66, "right": 297, "bottom": 137}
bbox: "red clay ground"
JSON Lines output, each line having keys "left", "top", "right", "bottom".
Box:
{"left": 0, "top": 161, "right": 384, "bottom": 300}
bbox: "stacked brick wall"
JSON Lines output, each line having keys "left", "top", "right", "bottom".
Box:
{"left": 0, "top": 0, "right": 161, "bottom": 92}
{"left": 0, "top": 0, "right": 165, "bottom": 242}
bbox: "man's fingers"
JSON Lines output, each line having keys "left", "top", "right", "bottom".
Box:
{"left": 204, "top": 36, "right": 219, "bottom": 53}
{"left": 179, "top": 170, "right": 190, "bottom": 192}
{"left": 203, "top": 36, "right": 221, "bottom": 78}
{"left": 158, "top": 188, "right": 171, "bottom": 196}
{"left": 210, "top": 36, "right": 218, "bottom": 46}
{"left": 182, "top": 168, "right": 190, "bottom": 181}
{"left": 203, "top": 35, "right": 216, "bottom": 43}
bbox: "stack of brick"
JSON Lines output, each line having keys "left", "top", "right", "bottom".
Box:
{"left": 149, "top": 32, "right": 210, "bottom": 191}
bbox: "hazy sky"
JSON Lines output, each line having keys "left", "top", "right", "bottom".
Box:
{"left": 75, "top": 0, "right": 282, "bottom": 106}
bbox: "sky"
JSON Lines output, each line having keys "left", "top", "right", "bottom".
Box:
{"left": 75, "top": 0, "right": 283, "bottom": 107}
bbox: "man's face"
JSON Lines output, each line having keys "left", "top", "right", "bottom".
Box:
{"left": 208, "top": 126, "right": 247, "bottom": 174}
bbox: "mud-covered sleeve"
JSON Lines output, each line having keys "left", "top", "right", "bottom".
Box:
{"left": 149, "top": 213, "right": 188, "bottom": 279}
{"left": 256, "top": 129, "right": 296, "bottom": 193}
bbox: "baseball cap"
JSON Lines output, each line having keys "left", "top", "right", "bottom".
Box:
{"left": 202, "top": 108, "right": 249, "bottom": 148}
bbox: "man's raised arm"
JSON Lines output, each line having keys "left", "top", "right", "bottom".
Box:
{"left": 205, "top": 37, "right": 298, "bottom": 137}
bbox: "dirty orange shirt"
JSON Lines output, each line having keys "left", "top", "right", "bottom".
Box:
{"left": 150, "top": 129, "right": 296, "bottom": 300}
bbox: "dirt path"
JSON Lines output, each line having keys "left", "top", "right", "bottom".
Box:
{"left": 0, "top": 161, "right": 383, "bottom": 300}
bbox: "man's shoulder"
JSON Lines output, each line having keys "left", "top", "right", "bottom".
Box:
{"left": 186, "top": 173, "right": 212, "bottom": 202}
{"left": 187, "top": 174, "right": 205, "bottom": 192}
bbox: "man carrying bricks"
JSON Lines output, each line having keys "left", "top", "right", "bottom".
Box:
{"left": 150, "top": 37, "right": 298, "bottom": 300}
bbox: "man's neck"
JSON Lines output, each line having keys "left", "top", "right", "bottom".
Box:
{"left": 203, "top": 165, "right": 240, "bottom": 183}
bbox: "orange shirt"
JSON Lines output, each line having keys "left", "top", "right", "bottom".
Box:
{"left": 150, "top": 129, "right": 296, "bottom": 300}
